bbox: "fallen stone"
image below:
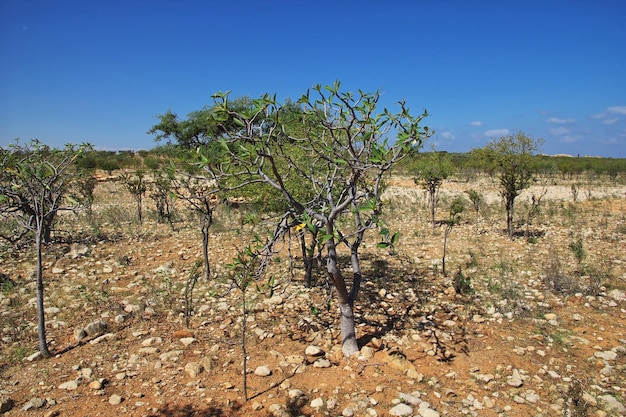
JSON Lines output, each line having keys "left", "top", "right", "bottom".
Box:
{"left": 599, "top": 394, "right": 626, "bottom": 414}
{"left": 305, "top": 345, "right": 325, "bottom": 358}
{"left": 58, "top": 380, "right": 78, "bottom": 390}
{"left": 594, "top": 350, "right": 618, "bottom": 361}
{"left": 418, "top": 407, "right": 440, "bottom": 417}
{"left": 389, "top": 403, "right": 413, "bottom": 416}
{"left": 21, "top": 397, "right": 45, "bottom": 411}
{"left": 254, "top": 365, "right": 272, "bottom": 377}
{"left": 180, "top": 337, "right": 196, "bottom": 346}
{"left": 311, "top": 398, "right": 324, "bottom": 408}
{"left": 108, "top": 394, "right": 123, "bottom": 405}
{"left": 184, "top": 362, "right": 203, "bottom": 378}
{"left": 84, "top": 319, "right": 107, "bottom": 336}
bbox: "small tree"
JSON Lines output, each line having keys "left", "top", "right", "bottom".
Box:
{"left": 441, "top": 196, "right": 464, "bottom": 276}
{"left": 202, "top": 82, "right": 431, "bottom": 356}
{"left": 121, "top": 170, "right": 147, "bottom": 224}
{"left": 413, "top": 151, "right": 454, "bottom": 229}
{"left": 464, "top": 189, "right": 483, "bottom": 234}
{"left": 0, "top": 139, "right": 89, "bottom": 357}
{"left": 474, "top": 132, "right": 542, "bottom": 239}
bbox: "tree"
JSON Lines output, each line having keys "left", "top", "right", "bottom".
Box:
{"left": 413, "top": 151, "right": 454, "bottom": 229}
{"left": 473, "top": 132, "right": 542, "bottom": 239}
{"left": 121, "top": 170, "right": 147, "bottom": 224}
{"left": 440, "top": 196, "right": 464, "bottom": 276}
{"left": 199, "top": 82, "right": 431, "bottom": 356}
{"left": 464, "top": 189, "right": 483, "bottom": 234}
{"left": 148, "top": 97, "right": 256, "bottom": 148}
{"left": 0, "top": 139, "right": 89, "bottom": 357}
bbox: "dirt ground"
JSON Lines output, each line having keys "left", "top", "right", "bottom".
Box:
{"left": 1, "top": 175, "right": 625, "bottom": 417}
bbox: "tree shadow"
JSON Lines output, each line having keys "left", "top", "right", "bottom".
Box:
{"left": 145, "top": 401, "right": 243, "bottom": 417}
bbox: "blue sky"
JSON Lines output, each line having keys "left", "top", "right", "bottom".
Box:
{"left": 1, "top": 0, "right": 625, "bottom": 157}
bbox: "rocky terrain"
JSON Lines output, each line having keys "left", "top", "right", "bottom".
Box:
{"left": 1, "top": 176, "right": 625, "bottom": 417}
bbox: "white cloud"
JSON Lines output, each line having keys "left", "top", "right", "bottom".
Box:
{"left": 485, "top": 129, "right": 509, "bottom": 137}
{"left": 469, "top": 121, "right": 482, "bottom": 127}
{"left": 549, "top": 127, "right": 570, "bottom": 135}
{"left": 546, "top": 117, "right": 575, "bottom": 124}
{"left": 440, "top": 131, "right": 456, "bottom": 140}
{"left": 608, "top": 106, "right": 626, "bottom": 115}
{"left": 559, "top": 135, "right": 582, "bottom": 143}
{"left": 603, "top": 118, "right": 619, "bottom": 125}
{"left": 591, "top": 113, "right": 606, "bottom": 119}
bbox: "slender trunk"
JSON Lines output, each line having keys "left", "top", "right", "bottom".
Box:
{"left": 429, "top": 189, "right": 436, "bottom": 230}
{"left": 35, "top": 225, "right": 51, "bottom": 358}
{"left": 201, "top": 215, "right": 211, "bottom": 281}
{"left": 325, "top": 233, "right": 359, "bottom": 357}
{"left": 300, "top": 231, "right": 313, "bottom": 287}
{"left": 241, "top": 284, "right": 248, "bottom": 401}
{"left": 506, "top": 196, "right": 514, "bottom": 239}
{"left": 136, "top": 195, "right": 143, "bottom": 224}
{"left": 475, "top": 209, "right": 479, "bottom": 234}
{"left": 442, "top": 224, "right": 452, "bottom": 276}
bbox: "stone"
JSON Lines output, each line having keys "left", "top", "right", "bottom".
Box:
{"left": 184, "top": 362, "right": 203, "bottom": 378}
{"left": 342, "top": 407, "right": 355, "bottom": 417}
{"left": 313, "top": 358, "right": 331, "bottom": 368}
{"left": 389, "top": 403, "right": 413, "bottom": 416}
{"left": 108, "top": 394, "right": 123, "bottom": 405}
{"left": 25, "top": 351, "right": 42, "bottom": 362}
{"left": 598, "top": 394, "right": 626, "bottom": 414}
{"left": 160, "top": 350, "right": 184, "bottom": 362}
{"left": 180, "top": 337, "right": 196, "bottom": 346}
{"left": 251, "top": 401, "right": 264, "bottom": 411}
{"left": 21, "top": 397, "right": 46, "bottom": 411}
{"left": 141, "top": 337, "right": 163, "bottom": 346}
{"left": 360, "top": 346, "right": 375, "bottom": 360}
{"left": 507, "top": 369, "right": 524, "bottom": 387}
{"left": 58, "top": 380, "right": 78, "bottom": 390}
{"left": 84, "top": 319, "right": 107, "bottom": 336}
{"left": 305, "top": 345, "right": 325, "bottom": 357}
{"left": 74, "top": 327, "right": 87, "bottom": 343}
{"left": 544, "top": 313, "right": 557, "bottom": 321}
{"left": 288, "top": 389, "right": 305, "bottom": 399}
{"left": 254, "top": 365, "right": 272, "bottom": 377}
{"left": 594, "top": 350, "right": 618, "bottom": 361}
{"left": 418, "top": 407, "right": 440, "bottom": 417}
{"left": 89, "top": 380, "right": 103, "bottom": 390}
{"left": 311, "top": 398, "right": 324, "bottom": 408}
{"left": 398, "top": 392, "right": 421, "bottom": 406}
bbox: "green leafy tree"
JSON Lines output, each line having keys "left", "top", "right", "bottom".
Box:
{"left": 0, "top": 139, "right": 90, "bottom": 357}
{"left": 413, "top": 151, "right": 454, "bottom": 229}
{"left": 441, "top": 196, "right": 464, "bottom": 276}
{"left": 121, "top": 170, "right": 148, "bottom": 224}
{"left": 473, "top": 132, "right": 542, "bottom": 239}
{"left": 200, "top": 82, "right": 431, "bottom": 356}
{"left": 464, "top": 189, "right": 483, "bottom": 234}
{"left": 148, "top": 97, "right": 256, "bottom": 148}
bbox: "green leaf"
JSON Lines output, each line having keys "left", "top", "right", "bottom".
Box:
{"left": 377, "top": 242, "right": 390, "bottom": 249}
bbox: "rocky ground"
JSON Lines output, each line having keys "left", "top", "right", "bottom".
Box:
{"left": 1, "top": 176, "right": 625, "bottom": 417}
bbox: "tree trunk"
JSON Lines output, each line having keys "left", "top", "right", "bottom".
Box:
{"left": 35, "top": 225, "right": 51, "bottom": 358}
{"left": 201, "top": 214, "right": 211, "bottom": 281}
{"left": 442, "top": 224, "right": 452, "bottom": 276}
{"left": 506, "top": 196, "right": 515, "bottom": 239}
{"left": 325, "top": 233, "right": 359, "bottom": 357}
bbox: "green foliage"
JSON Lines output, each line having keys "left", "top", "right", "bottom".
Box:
{"left": 473, "top": 132, "right": 542, "bottom": 238}
{"left": 568, "top": 237, "right": 586, "bottom": 267}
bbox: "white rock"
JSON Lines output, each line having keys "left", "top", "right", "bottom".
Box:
{"left": 58, "top": 380, "right": 78, "bottom": 390}
{"left": 418, "top": 407, "right": 440, "bottom": 417}
{"left": 84, "top": 320, "right": 107, "bottom": 336}
{"left": 305, "top": 345, "right": 325, "bottom": 357}
{"left": 389, "top": 403, "right": 413, "bottom": 416}
{"left": 254, "top": 365, "right": 272, "bottom": 377}
{"left": 310, "top": 398, "right": 324, "bottom": 408}
{"left": 108, "top": 394, "right": 123, "bottom": 405}
{"left": 180, "top": 337, "right": 196, "bottom": 346}
{"left": 594, "top": 350, "right": 618, "bottom": 361}
{"left": 184, "top": 362, "right": 203, "bottom": 378}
